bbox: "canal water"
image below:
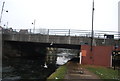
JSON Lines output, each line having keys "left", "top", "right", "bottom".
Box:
{"left": 2, "top": 49, "right": 78, "bottom": 81}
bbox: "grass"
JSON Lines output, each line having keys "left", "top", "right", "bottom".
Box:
{"left": 85, "top": 65, "right": 120, "bottom": 81}
{"left": 47, "top": 64, "right": 67, "bottom": 81}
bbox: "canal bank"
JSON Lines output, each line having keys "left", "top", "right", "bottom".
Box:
{"left": 47, "top": 64, "right": 67, "bottom": 80}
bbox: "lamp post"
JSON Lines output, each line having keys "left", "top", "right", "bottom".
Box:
{"left": 32, "top": 19, "right": 36, "bottom": 33}
{"left": 91, "top": 0, "right": 95, "bottom": 51}
{"left": 0, "top": 2, "right": 8, "bottom": 26}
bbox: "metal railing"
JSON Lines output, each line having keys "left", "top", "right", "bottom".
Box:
{"left": 2, "top": 28, "right": 120, "bottom": 39}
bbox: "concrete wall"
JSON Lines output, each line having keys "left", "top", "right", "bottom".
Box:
{"left": 81, "top": 45, "right": 114, "bottom": 67}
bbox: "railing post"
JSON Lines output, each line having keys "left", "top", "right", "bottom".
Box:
{"left": 68, "top": 29, "right": 71, "bottom": 44}
{"left": 47, "top": 29, "right": 49, "bottom": 35}
{"left": 30, "top": 29, "right": 31, "bottom": 34}
{"left": 47, "top": 29, "right": 49, "bottom": 42}
{"left": 68, "top": 29, "right": 70, "bottom": 36}
{"left": 14, "top": 29, "right": 16, "bottom": 34}
{"left": 39, "top": 29, "right": 41, "bottom": 34}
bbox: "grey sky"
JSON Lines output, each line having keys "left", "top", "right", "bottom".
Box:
{"left": 0, "top": 0, "right": 119, "bottom": 31}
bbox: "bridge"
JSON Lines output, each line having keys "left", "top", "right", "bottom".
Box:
{"left": 1, "top": 28, "right": 120, "bottom": 58}
{"left": 2, "top": 28, "right": 120, "bottom": 49}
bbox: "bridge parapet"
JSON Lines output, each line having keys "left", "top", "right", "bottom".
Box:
{"left": 2, "top": 28, "right": 120, "bottom": 46}
{"left": 2, "top": 28, "right": 120, "bottom": 38}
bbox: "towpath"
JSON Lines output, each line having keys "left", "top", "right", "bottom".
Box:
{"left": 64, "top": 62, "right": 103, "bottom": 81}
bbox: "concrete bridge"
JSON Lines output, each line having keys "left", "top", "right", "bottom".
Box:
{"left": 2, "top": 28, "right": 120, "bottom": 49}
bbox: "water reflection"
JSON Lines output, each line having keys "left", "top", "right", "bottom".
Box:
{"left": 2, "top": 49, "right": 78, "bottom": 81}
{"left": 56, "top": 52, "right": 77, "bottom": 65}
{"left": 2, "top": 57, "right": 57, "bottom": 81}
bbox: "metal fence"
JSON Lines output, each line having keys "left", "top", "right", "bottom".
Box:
{"left": 2, "top": 28, "right": 120, "bottom": 39}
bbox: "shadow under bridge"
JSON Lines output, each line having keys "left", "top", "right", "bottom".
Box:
{"left": 6, "top": 40, "right": 81, "bottom": 50}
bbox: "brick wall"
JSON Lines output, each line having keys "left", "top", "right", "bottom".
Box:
{"left": 81, "top": 45, "right": 114, "bottom": 67}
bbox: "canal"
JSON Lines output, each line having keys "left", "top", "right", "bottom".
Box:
{"left": 2, "top": 48, "right": 79, "bottom": 81}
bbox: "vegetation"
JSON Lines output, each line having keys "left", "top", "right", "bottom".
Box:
{"left": 47, "top": 64, "right": 67, "bottom": 81}
{"left": 85, "top": 65, "right": 120, "bottom": 81}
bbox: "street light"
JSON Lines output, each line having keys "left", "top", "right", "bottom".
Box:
{"left": 91, "top": 0, "right": 95, "bottom": 51}
{"left": 32, "top": 19, "right": 36, "bottom": 33}
{"left": 0, "top": 2, "right": 8, "bottom": 26}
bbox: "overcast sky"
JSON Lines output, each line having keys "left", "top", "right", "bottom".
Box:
{"left": 0, "top": 0, "right": 119, "bottom": 31}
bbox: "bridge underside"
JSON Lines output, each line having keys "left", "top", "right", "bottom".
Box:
{"left": 4, "top": 40, "right": 81, "bottom": 50}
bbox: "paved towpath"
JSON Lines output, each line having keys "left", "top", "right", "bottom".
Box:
{"left": 64, "top": 62, "right": 103, "bottom": 81}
